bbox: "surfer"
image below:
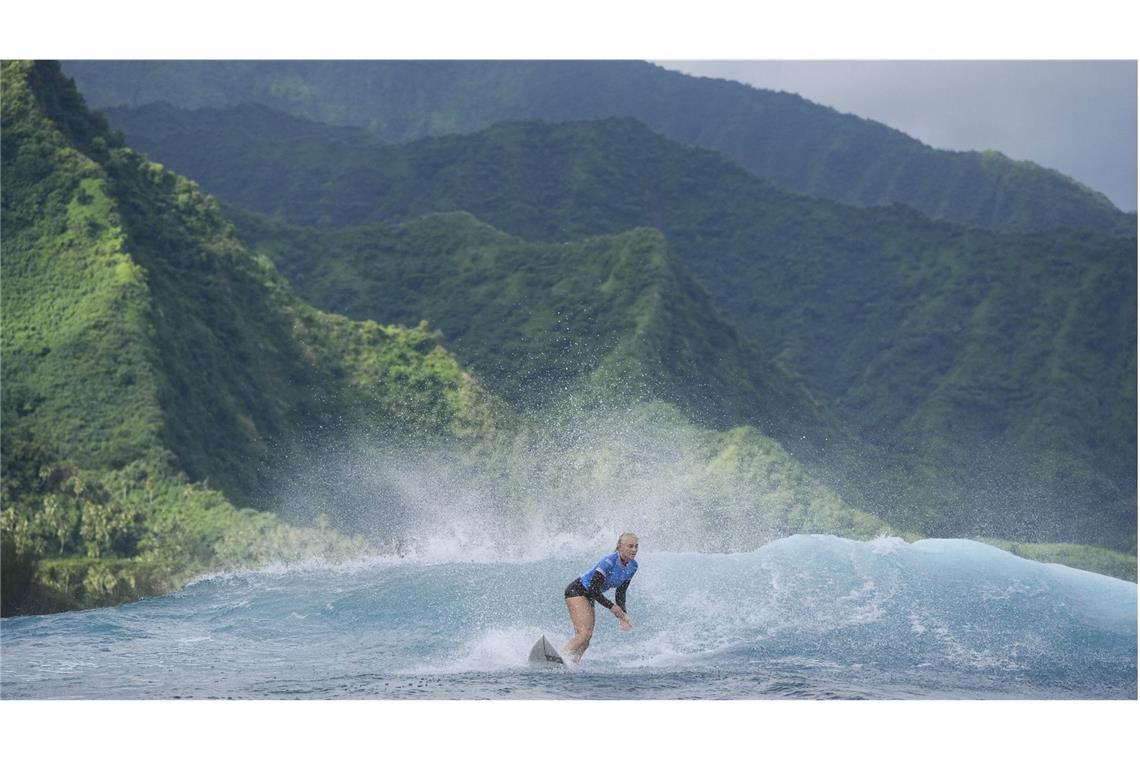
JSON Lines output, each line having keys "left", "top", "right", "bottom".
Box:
{"left": 562, "top": 532, "right": 638, "bottom": 663}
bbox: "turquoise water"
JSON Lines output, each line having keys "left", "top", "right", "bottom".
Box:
{"left": 1, "top": 535, "right": 1135, "bottom": 699}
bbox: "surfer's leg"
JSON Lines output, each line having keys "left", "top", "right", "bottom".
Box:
{"left": 564, "top": 596, "right": 595, "bottom": 663}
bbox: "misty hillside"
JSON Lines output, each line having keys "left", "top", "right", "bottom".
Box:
{"left": 65, "top": 59, "right": 1135, "bottom": 235}
{"left": 96, "top": 100, "right": 1136, "bottom": 551}
{"left": 228, "top": 209, "right": 866, "bottom": 462}
{"left": 1, "top": 60, "right": 506, "bottom": 612}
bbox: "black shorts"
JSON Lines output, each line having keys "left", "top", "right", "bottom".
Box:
{"left": 564, "top": 578, "right": 593, "bottom": 604}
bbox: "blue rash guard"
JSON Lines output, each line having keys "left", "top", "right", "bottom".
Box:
{"left": 572, "top": 552, "right": 637, "bottom": 610}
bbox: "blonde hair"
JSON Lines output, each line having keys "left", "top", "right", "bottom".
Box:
{"left": 615, "top": 532, "right": 639, "bottom": 551}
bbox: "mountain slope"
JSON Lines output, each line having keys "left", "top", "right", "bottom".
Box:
{"left": 64, "top": 59, "right": 1135, "bottom": 235}
{"left": 119, "top": 107, "right": 1137, "bottom": 551}
{"left": 0, "top": 61, "right": 505, "bottom": 612}
{"left": 2, "top": 63, "right": 504, "bottom": 504}
{"left": 229, "top": 209, "right": 843, "bottom": 449}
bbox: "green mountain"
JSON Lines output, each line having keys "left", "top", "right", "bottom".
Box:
{"left": 229, "top": 209, "right": 840, "bottom": 445}
{"left": 230, "top": 206, "right": 952, "bottom": 534}
{"left": 0, "top": 61, "right": 505, "bottom": 613}
{"left": 100, "top": 103, "right": 1135, "bottom": 551}
{"left": 102, "top": 100, "right": 1135, "bottom": 549}
{"left": 64, "top": 60, "right": 1135, "bottom": 235}
{"left": 4, "top": 61, "right": 926, "bottom": 613}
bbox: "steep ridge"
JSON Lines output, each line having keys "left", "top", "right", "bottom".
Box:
{"left": 0, "top": 61, "right": 504, "bottom": 612}
{"left": 64, "top": 59, "right": 1134, "bottom": 235}
{"left": 2, "top": 61, "right": 503, "bottom": 502}
{"left": 101, "top": 104, "right": 1136, "bottom": 550}
{"left": 230, "top": 210, "right": 842, "bottom": 449}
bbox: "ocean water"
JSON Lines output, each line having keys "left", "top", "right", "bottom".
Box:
{"left": 1, "top": 535, "right": 1135, "bottom": 699}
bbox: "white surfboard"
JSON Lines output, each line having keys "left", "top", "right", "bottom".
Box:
{"left": 528, "top": 635, "right": 566, "bottom": 667}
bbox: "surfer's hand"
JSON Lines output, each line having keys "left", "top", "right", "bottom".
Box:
{"left": 612, "top": 605, "right": 632, "bottom": 630}
{"left": 619, "top": 617, "right": 633, "bottom": 631}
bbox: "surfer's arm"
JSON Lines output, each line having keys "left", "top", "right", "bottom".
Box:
{"left": 615, "top": 579, "right": 630, "bottom": 612}
{"left": 586, "top": 571, "right": 615, "bottom": 609}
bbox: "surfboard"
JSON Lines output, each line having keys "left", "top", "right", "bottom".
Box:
{"left": 528, "top": 635, "right": 566, "bottom": 667}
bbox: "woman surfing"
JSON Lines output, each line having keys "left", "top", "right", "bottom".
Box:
{"left": 562, "top": 532, "right": 638, "bottom": 663}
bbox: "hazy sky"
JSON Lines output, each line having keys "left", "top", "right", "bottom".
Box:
{"left": 658, "top": 61, "right": 1137, "bottom": 212}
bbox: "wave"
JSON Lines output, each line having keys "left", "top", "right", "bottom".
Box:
{"left": 2, "top": 535, "right": 1134, "bottom": 698}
